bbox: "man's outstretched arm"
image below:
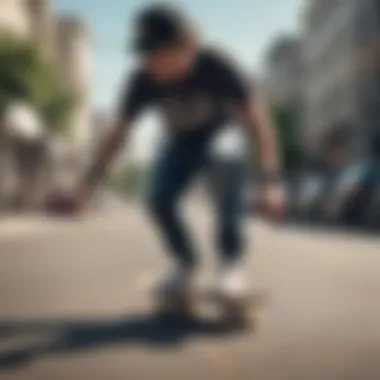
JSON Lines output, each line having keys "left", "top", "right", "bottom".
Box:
{"left": 236, "top": 99, "right": 285, "bottom": 218}
{"left": 82, "top": 68, "right": 150, "bottom": 196}
{"left": 237, "top": 98, "right": 280, "bottom": 179}
{"left": 78, "top": 119, "right": 131, "bottom": 207}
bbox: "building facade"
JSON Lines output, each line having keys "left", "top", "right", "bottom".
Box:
{"left": 0, "top": 0, "right": 30, "bottom": 36}
{"left": 303, "top": 0, "right": 380, "bottom": 160}
{"left": 26, "top": 0, "right": 55, "bottom": 56}
{"left": 0, "top": 0, "right": 54, "bottom": 53}
{"left": 0, "top": 1, "right": 92, "bottom": 161}
{"left": 55, "top": 16, "right": 92, "bottom": 158}
{"left": 265, "top": 35, "right": 304, "bottom": 109}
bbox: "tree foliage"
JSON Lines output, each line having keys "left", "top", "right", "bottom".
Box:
{"left": 0, "top": 33, "right": 76, "bottom": 133}
{"left": 270, "top": 102, "right": 303, "bottom": 174}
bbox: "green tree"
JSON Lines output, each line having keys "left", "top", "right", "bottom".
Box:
{"left": 270, "top": 103, "right": 303, "bottom": 175}
{"left": 0, "top": 32, "right": 76, "bottom": 133}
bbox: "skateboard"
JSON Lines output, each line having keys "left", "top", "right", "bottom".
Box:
{"left": 153, "top": 288, "right": 267, "bottom": 328}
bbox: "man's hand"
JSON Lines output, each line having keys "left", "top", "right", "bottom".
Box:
{"left": 72, "top": 119, "right": 129, "bottom": 214}
{"left": 72, "top": 183, "right": 94, "bottom": 214}
{"left": 259, "top": 183, "right": 286, "bottom": 222}
{"left": 236, "top": 97, "right": 284, "bottom": 222}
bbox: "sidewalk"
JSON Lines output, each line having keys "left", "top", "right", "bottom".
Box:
{"left": 0, "top": 213, "right": 70, "bottom": 241}
{"left": 0, "top": 192, "right": 130, "bottom": 241}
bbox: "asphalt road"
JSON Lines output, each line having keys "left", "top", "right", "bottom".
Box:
{"left": 0, "top": 201, "right": 380, "bottom": 380}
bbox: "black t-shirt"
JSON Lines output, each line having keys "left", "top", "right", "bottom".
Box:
{"left": 118, "top": 48, "right": 252, "bottom": 141}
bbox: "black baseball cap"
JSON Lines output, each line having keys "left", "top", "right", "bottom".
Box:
{"left": 132, "top": 4, "right": 190, "bottom": 54}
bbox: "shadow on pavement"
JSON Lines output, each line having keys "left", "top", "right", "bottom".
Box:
{"left": 0, "top": 313, "right": 252, "bottom": 372}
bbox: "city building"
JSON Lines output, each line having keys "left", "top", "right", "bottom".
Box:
{"left": 0, "top": 0, "right": 54, "bottom": 54}
{"left": 303, "top": 0, "right": 380, "bottom": 161}
{"left": 25, "top": 0, "right": 55, "bottom": 56}
{"left": 265, "top": 35, "right": 304, "bottom": 109}
{"left": 55, "top": 16, "right": 92, "bottom": 159}
{"left": 0, "top": 1, "right": 92, "bottom": 205}
{"left": 0, "top": 0, "right": 30, "bottom": 36}
{"left": 0, "top": 1, "right": 92, "bottom": 159}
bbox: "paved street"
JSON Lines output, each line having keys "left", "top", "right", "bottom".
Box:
{"left": 0, "top": 201, "right": 380, "bottom": 380}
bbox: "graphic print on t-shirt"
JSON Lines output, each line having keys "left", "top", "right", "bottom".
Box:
{"left": 158, "top": 91, "right": 216, "bottom": 131}
{"left": 119, "top": 48, "right": 252, "bottom": 138}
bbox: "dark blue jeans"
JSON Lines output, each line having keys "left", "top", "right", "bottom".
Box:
{"left": 148, "top": 137, "right": 247, "bottom": 269}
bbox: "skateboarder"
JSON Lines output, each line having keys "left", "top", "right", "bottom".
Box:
{"left": 76, "top": 4, "right": 284, "bottom": 305}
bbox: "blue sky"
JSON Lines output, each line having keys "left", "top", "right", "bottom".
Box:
{"left": 54, "top": 0, "right": 304, "bottom": 111}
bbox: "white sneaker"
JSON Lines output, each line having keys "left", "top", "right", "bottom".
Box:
{"left": 215, "top": 260, "right": 247, "bottom": 301}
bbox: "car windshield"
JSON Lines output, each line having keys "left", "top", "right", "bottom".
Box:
{"left": 337, "top": 164, "right": 366, "bottom": 192}
{"left": 301, "top": 177, "right": 322, "bottom": 201}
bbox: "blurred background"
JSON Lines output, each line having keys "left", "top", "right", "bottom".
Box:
{"left": 1, "top": 0, "right": 380, "bottom": 230}
{"left": 0, "top": 1, "right": 380, "bottom": 379}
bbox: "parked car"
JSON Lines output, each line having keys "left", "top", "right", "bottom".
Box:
{"left": 292, "top": 174, "right": 328, "bottom": 221}
{"left": 352, "top": 162, "right": 380, "bottom": 228}
{"left": 323, "top": 161, "right": 380, "bottom": 226}
{"left": 362, "top": 183, "right": 380, "bottom": 228}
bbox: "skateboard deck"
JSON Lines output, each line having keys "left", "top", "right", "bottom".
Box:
{"left": 153, "top": 288, "right": 268, "bottom": 328}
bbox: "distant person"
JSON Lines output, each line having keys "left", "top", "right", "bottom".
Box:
{"left": 75, "top": 4, "right": 284, "bottom": 307}
{"left": 4, "top": 102, "right": 47, "bottom": 209}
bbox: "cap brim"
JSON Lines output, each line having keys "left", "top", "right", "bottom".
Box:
{"left": 131, "top": 38, "right": 179, "bottom": 54}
